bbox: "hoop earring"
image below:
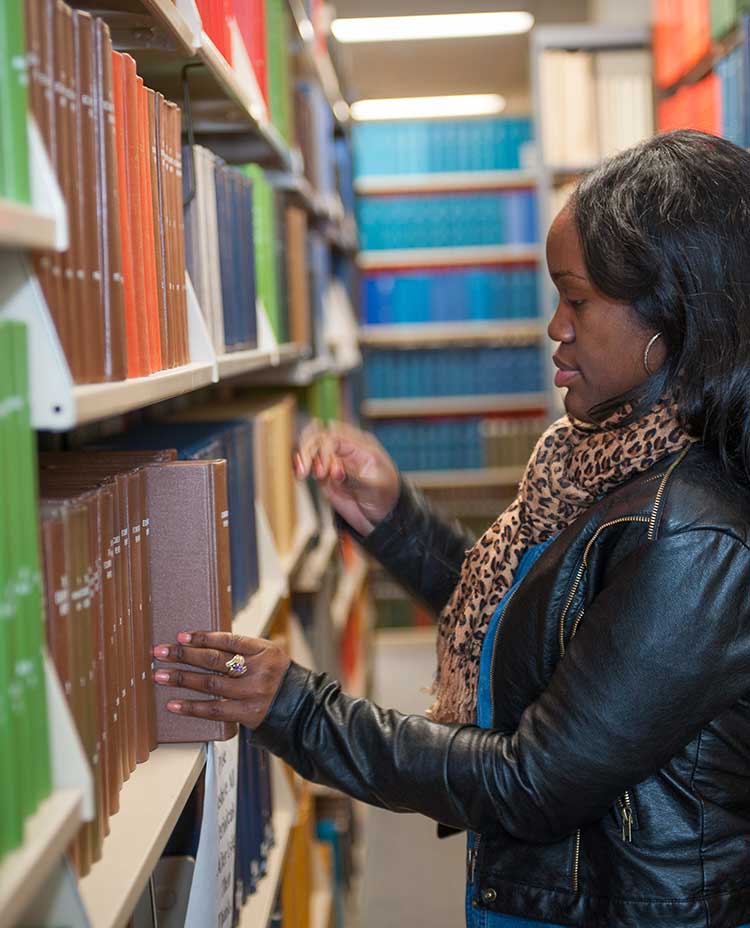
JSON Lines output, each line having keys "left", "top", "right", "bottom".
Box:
{"left": 643, "top": 333, "right": 662, "bottom": 376}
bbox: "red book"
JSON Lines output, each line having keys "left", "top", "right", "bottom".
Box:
{"left": 233, "top": 0, "right": 268, "bottom": 104}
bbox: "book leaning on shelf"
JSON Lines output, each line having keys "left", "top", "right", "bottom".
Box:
{"left": 0, "top": 320, "right": 51, "bottom": 864}
{"left": 23, "top": 0, "right": 189, "bottom": 385}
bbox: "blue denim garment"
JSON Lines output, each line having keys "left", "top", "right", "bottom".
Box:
{"left": 464, "top": 537, "right": 750, "bottom": 928}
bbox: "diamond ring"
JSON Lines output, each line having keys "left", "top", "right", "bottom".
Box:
{"left": 225, "top": 654, "right": 248, "bottom": 677}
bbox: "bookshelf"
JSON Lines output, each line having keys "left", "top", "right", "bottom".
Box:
{"left": 332, "top": 553, "right": 369, "bottom": 634}
{"left": 362, "top": 393, "right": 548, "bottom": 418}
{"left": 0, "top": 197, "right": 57, "bottom": 250}
{"left": 355, "top": 170, "right": 538, "bottom": 195}
{"left": 359, "top": 320, "right": 544, "bottom": 348}
{"left": 530, "top": 25, "right": 652, "bottom": 410}
{"left": 405, "top": 466, "right": 525, "bottom": 490}
{"left": 78, "top": 745, "right": 206, "bottom": 928}
{"left": 1, "top": 0, "right": 371, "bottom": 923}
{"left": 358, "top": 244, "right": 541, "bottom": 271}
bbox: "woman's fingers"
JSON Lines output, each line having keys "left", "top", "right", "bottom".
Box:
{"left": 154, "top": 667, "right": 239, "bottom": 697}
{"left": 164, "top": 696, "right": 249, "bottom": 722}
{"left": 153, "top": 632, "right": 270, "bottom": 669}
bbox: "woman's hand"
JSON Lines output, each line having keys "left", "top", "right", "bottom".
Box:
{"left": 295, "top": 420, "right": 400, "bottom": 537}
{"left": 152, "top": 632, "right": 291, "bottom": 730}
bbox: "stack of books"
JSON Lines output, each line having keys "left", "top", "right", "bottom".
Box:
{"left": 2, "top": 0, "right": 30, "bottom": 204}
{"left": 0, "top": 321, "right": 51, "bottom": 863}
{"left": 25, "top": 0, "right": 189, "bottom": 384}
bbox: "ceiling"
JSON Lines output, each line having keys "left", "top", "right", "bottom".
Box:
{"left": 331, "top": 0, "right": 593, "bottom": 113}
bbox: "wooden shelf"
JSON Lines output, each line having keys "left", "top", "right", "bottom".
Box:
{"left": 216, "top": 342, "right": 309, "bottom": 381}
{"left": 359, "top": 320, "right": 543, "bottom": 348}
{"left": 362, "top": 392, "right": 548, "bottom": 418}
{"left": 355, "top": 170, "right": 537, "bottom": 195}
{"left": 0, "top": 197, "right": 58, "bottom": 251}
{"left": 0, "top": 789, "right": 83, "bottom": 928}
{"left": 78, "top": 745, "right": 205, "bottom": 928}
{"left": 69, "top": 361, "right": 216, "bottom": 429}
{"left": 358, "top": 245, "right": 540, "bottom": 271}
{"left": 237, "top": 758, "right": 296, "bottom": 928}
{"left": 332, "top": 555, "right": 368, "bottom": 633}
{"left": 404, "top": 466, "right": 525, "bottom": 489}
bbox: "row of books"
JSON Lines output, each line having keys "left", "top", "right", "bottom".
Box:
{"left": 363, "top": 347, "right": 545, "bottom": 399}
{"left": 183, "top": 149, "right": 312, "bottom": 353}
{"left": 715, "top": 34, "right": 750, "bottom": 145}
{"left": 234, "top": 731, "right": 275, "bottom": 918}
{"left": 653, "top": 0, "right": 744, "bottom": 88}
{"left": 1, "top": 0, "right": 29, "bottom": 204}
{"left": 39, "top": 450, "right": 234, "bottom": 875}
{"left": 26, "top": 0, "right": 190, "bottom": 383}
{"left": 362, "top": 265, "right": 540, "bottom": 325}
{"left": 352, "top": 117, "right": 533, "bottom": 177}
{"left": 357, "top": 190, "right": 538, "bottom": 251}
{"left": 0, "top": 321, "right": 50, "bottom": 862}
{"left": 35, "top": 393, "right": 297, "bottom": 874}
{"left": 296, "top": 80, "right": 336, "bottom": 200}
{"left": 657, "top": 71, "right": 722, "bottom": 134}
{"left": 539, "top": 49, "right": 653, "bottom": 169}
{"left": 370, "top": 414, "right": 546, "bottom": 472}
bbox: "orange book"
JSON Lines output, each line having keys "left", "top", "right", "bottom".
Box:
{"left": 122, "top": 57, "right": 150, "bottom": 376}
{"left": 112, "top": 52, "right": 141, "bottom": 378}
{"left": 138, "top": 83, "right": 162, "bottom": 371}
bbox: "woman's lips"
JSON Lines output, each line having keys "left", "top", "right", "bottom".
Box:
{"left": 554, "top": 367, "right": 581, "bottom": 388}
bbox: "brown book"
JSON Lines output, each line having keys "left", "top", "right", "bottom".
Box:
{"left": 162, "top": 100, "right": 177, "bottom": 369}
{"left": 53, "top": 2, "right": 77, "bottom": 378}
{"left": 138, "top": 82, "right": 162, "bottom": 373}
{"left": 285, "top": 205, "right": 311, "bottom": 347}
{"left": 95, "top": 20, "right": 127, "bottom": 382}
{"left": 146, "top": 460, "right": 236, "bottom": 743}
{"left": 73, "top": 11, "right": 105, "bottom": 383}
{"left": 147, "top": 88, "right": 169, "bottom": 370}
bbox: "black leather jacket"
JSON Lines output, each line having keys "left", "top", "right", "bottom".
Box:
{"left": 254, "top": 444, "right": 750, "bottom": 927}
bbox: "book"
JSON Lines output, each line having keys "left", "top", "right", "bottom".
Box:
{"left": 145, "top": 461, "right": 236, "bottom": 743}
{"left": 1, "top": 0, "right": 31, "bottom": 203}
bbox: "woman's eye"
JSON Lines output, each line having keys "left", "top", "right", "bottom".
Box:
{"left": 567, "top": 298, "right": 586, "bottom": 309}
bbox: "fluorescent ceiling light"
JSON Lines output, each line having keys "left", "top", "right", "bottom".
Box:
{"left": 351, "top": 94, "right": 506, "bottom": 121}
{"left": 331, "top": 12, "right": 534, "bottom": 44}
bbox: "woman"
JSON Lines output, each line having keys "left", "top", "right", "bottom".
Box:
{"left": 152, "top": 131, "right": 750, "bottom": 927}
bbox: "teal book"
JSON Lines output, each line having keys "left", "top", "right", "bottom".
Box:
{"left": 0, "top": 0, "right": 31, "bottom": 202}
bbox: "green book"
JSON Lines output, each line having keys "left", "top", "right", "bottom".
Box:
{"left": 0, "top": 322, "right": 23, "bottom": 855}
{"left": 265, "top": 0, "right": 292, "bottom": 142}
{"left": 0, "top": 0, "right": 31, "bottom": 203}
{"left": 244, "top": 165, "right": 283, "bottom": 342}
{"left": 12, "top": 322, "right": 50, "bottom": 810}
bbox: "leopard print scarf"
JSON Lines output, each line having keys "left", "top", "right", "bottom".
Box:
{"left": 430, "top": 401, "right": 691, "bottom": 725}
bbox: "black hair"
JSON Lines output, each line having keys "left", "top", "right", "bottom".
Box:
{"left": 571, "top": 129, "right": 750, "bottom": 483}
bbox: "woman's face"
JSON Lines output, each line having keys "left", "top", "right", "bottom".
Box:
{"left": 545, "top": 206, "right": 665, "bottom": 422}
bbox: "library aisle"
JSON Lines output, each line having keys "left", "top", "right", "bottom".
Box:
{"left": 3, "top": 0, "right": 747, "bottom": 925}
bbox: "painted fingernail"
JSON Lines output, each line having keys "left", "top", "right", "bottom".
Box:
{"left": 154, "top": 646, "right": 170, "bottom": 659}
{"left": 167, "top": 701, "right": 183, "bottom": 713}
{"left": 154, "top": 671, "right": 170, "bottom": 683}
{"left": 177, "top": 632, "right": 192, "bottom": 644}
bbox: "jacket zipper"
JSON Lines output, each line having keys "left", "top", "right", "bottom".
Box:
{"left": 617, "top": 792, "right": 634, "bottom": 842}
{"left": 647, "top": 444, "right": 692, "bottom": 541}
